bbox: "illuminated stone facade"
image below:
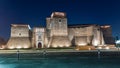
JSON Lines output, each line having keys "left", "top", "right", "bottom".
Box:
{"left": 68, "top": 24, "right": 105, "bottom": 46}
{"left": 46, "top": 12, "right": 71, "bottom": 47}
{"left": 32, "top": 27, "right": 47, "bottom": 48}
{"left": 7, "top": 24, "right": 32, "bottom": 49}
{"left": 7, "top": 12, "right": 115, "bottom": 49}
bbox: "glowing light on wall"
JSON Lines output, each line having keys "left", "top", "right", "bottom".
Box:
{"left": 78, "top": 43, "right": 87, "bottom": 46}
{"left": 98, "top": 47, "right": 102, "bottom": 49}
{"left": 23, "top": 46, "right": 29, "bottom": 48}
{"left": 9, "top": 46, "right": 15, "bottom": 49}
{"left": 51, "top": 42, "right": 71, "bottom": 48}
{"left": 16, "top": 46, "right": 22, "bottom": 49}
{"left": 88, "top": 48, "right": 91, "bottom": 50}
{"left": 105, "top": 47, "right": 109, "bottom": 50}
{"left": 8, "top": 45, "right": 30, "bottom": 49}
{"left": 52, "top": 45, "right": 57, "bottom": 48}
{"left": 65, "top": 44, "right": 70, "bottom": 47}
{"left": 59, "top": 45, "right": 64, "bottom": 47}
{"left": 51, "top": 44, "right": 70, "bottom": 48}
{"left": 51, "top": 12, "right": 65, "bottom": 18}
{"left": 101, "top": 25, "right": 110, "bottom": 28}
{"left": 93, "top": 40, "right": 99, "bottom": 46}
{"left": 0, "top": 48, "right": 4, "bottom": 49}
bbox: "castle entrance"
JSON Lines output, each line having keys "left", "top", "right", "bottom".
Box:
{"left": 38, "top": 42, "right": 42, "bottom": 48}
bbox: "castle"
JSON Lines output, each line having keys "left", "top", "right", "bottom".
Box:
{"left": 7, "top": 12, "right": 115, "bottom": 49}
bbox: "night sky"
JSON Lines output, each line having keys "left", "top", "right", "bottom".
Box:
{"left": 0, "top": 0, "right": 120, "bottom": 40}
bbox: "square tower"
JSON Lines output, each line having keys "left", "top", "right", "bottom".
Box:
{"left": 46, "top": 12, "right": 68, "bottom": 36}
{"left": 7, "top": 24, "right": 32, "bottom": 49}
{"left": 46, "top": 12, "right": 71, "bottom": 47}
{"left": 32, "top": 27, "right": 46, "bottom": 48}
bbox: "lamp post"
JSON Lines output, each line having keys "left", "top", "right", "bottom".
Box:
{"left": 97, "top": 46, "right": 101, "bottom": 59}
{"left": 17, "top": 48, "right": 20, "bottom": 60}
{"left": 43, "top": 45, "right": 47, "bottom": 57}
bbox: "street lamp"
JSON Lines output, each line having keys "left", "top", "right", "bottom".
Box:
{"left": 43, "top": 45, "right": 47, "bottom": 57}
{"left": 97, "top": 46, "right": 101, "bottom": 59}
{"left": 17, "top": 47, "right": 21, "bottom": 60}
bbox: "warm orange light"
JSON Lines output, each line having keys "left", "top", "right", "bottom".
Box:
{"left": 93, "top": 40, "right": 99, "bottom": 46}
{"left": 65, "top": 44, "right": 70, "bottom": 47}
{"left": 59, "top": 45, "right": 64, "bottom": 47}
{"left": 16, "top": 46, "right": 22, "bottom": 49}
{"left": 9, "top": 46, "right": 15, "bottom": 49}
{"left": 78, "top": 43, "right": 87, "bottom": 46}
{"left": 51, "top": 12, "right": 66, "bottom": 18}
{"left": 101, "top": 25, "right": 110, "bottom": 28}
{"left": 105, "top": 47, "right": 109, "bottom": 50}
{"left": 97, "top": 47, "right": 102, "bottom": 49}
{"left": 52, "top": 45, "right": 57, "bottom": 48}
{"left": 23, "top": 46, "right": 29, "bottom": 48}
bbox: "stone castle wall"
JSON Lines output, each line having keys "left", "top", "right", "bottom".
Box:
{"left": 46, "top": 18, "right": 68, "bottom": 36}
{"left": 32, "top": 27, "right": 46, "bottom": 48}
{"left": 46, "top": 12, "right": 71, "bottom": 47}
{"left": 11, "top": 26, "right": 30, "bottom": 37}
{"left": 68, "top": 25, "right": 106, "bottom": 46}
{"left": 6, "top": 12, "right": 115, "bottom": 49}
{"left": 7, "top": 37, "right": 31, "bottom": 49}
{"left": 7, "top": 24, "right": 31, "bottom": 49}
{"left": 49, "top": 36, "right": 71, "bottom": 47}
{"left": 68, "top": 25, "right": 94, "bottom": 46}
{"left": 101, "top": 25, "right": 115, "bottom": 44}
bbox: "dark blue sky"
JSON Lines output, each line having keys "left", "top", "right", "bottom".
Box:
{"left": 0, "top": 0, "right": 120, "bottom": 40}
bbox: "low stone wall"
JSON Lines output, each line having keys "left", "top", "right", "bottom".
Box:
{"left": 0, "top": 50, "right": 120, "bottom": 59}
{"left": 76, "top": 46, "right": 96, "bottom": 50}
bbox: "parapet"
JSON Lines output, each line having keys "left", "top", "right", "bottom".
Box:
{"left": 11, "top": 24, "right": 31, "bottom": 29}
{"left": 101, "top": 25, "right": 111, "bottom": 28}
{"left": 51, "top": 12, "right": 66, "bottom": 18}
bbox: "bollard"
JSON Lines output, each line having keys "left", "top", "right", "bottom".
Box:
{"left": 43, "top": 50, "right": 46, "bottom": 55}
{"left": 98, "top": 49, "right": 100, "bottom": 59}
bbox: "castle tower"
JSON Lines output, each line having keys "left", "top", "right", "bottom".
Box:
{"left": 46, "top": 12, "right": 71, "bottom": 47}
{"left": 32, "top": 27, "right": 46, "bottom": 48}
{"left": 7, "top": 24, "right": 32, "bottom": 49}
{"left": 101, "top": 25, "right": 115, "bottom": 45}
